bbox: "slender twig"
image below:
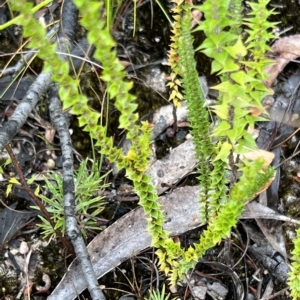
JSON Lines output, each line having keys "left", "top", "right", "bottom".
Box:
{"left": 5, "top": 144, "right": 75, "bottom": 256}
{"left": 49, "top": 84, "right": 106, "bottom": 300}
{"left": 49, "top": 3, "right": 106, "bottom": 297}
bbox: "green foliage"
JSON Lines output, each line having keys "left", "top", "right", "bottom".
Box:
{"left": 166, "top": 0, "right": 184, "bottom": 107}
{"left": 6, "top": 0, "right": 173, "bottom": 276}
{"left": 289, "top": 228, "right": 300, "bottom": 299}
{"left": 72, "top": 0, "right": 175, "bottom": 271}
{"left": 104, "top": 0, "right": 122, "bottom": 30}
{"left": 4, "top": 1, "right": 300, "bottom": 298}
{"left": 0, "top": 0, "right": 53, "bottom": 30}
{"left": 154, "top": 0, "right": 173, "bottom": 26}
{"left": 32, "top": 158, "right": 109, "bottom": 239}
{"left": 176, "top": 2, "right": 227, "bottom": 223}
{"left": 196, "top": 0, "right": 276, "bottom": 156}
{"left": 169, "top": 163, "right": 274, "bottom": 286}
{"left": 147, "top": 285, "right": 172, "bottom": 300}
{"left": 164, "top": 0, "right": 276, "bottom": 287}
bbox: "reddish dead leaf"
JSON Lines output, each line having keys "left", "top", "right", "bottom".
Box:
{"left": 292, "top": 176, "right": 300, "bottom": 183}
{"left": 248, "top": 106, "right": 266, "bottom": 116}
{"left": 44, "top": 127, "right": 56, "bottom": 143}
{"left": 191, "top": 9, "right": 202, "bottom": 28}
{"left": 0, "top": 107, "right": 16, "bottom": 119}
{"left": 264, "top": 35, "right": 300, "bottom": 87}
{"left": 120, "top": 60, "right": 132, "bottom": 67}
{"left": 173, "top": 235, "right": 180, "bottom": 243}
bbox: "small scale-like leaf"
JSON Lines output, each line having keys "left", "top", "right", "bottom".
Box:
{"left": 213, "top": 142, "right": 232, "bottom": 161}
{"left": 211, "top": 104, "right": 229, "bottom": 119}
{"left": 6, "top": 184, "right": 12, "bottom": 197}
{"left": 224, "top": 36, "right": 247, "bottom": 59}
{"left": 9, "top": 178, "right": 21, "bottom": 185}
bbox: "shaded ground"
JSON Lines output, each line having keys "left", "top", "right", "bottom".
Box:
{"left": 0, "top": 1, "right": 300, "bottom": 299}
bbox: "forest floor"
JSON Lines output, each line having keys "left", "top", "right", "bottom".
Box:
{"left": 1, "top": 1, "right": 300, "bottom": 300}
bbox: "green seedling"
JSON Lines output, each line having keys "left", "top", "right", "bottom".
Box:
{"left": 147, "top": 285, "right": 172, "bottom": 300}
{"left": 32, "top": 158, "right": 109, "bottom": 240}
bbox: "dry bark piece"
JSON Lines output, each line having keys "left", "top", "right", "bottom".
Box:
{"left": 147, "top": 139, "right": 197, "bottom": 195}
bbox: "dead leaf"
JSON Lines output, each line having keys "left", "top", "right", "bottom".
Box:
{"left": 248, "top": 106, "right": 267, "bottom": 116}
{"left": 0, "top": 202, "right": 38, "bottom": 246}
{"left": 292, "top": 175, "right": 300, "bottom": 183}
{"left": 241, "top": 202, "right": 299, "bottom": 225}
{"left": 191, "top": 9, "right": 202, "bottom": 28}
{"left": 264, "top": 35, "right": 300, "bottom": 87}
{"left": 44, "top": 126, "right": 56, "bottom": 143}
{"left": 242, "top": 149, "right": 275, "bottom": 169}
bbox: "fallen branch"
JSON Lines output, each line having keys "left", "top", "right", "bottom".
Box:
{"left": 49, "top": 84, "right": 106, "bottom": 300}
